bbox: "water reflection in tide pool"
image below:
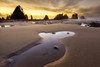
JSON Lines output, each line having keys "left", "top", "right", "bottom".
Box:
{"left": 39, "top": 31, "right": 75, "bottom": 43}
{"left": 8, "top": 31, "right": 75, "bottom": 67}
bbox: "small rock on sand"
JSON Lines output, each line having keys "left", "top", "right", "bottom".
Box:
{"left": 54, "top": 45, "right": 59, "bottom": 50}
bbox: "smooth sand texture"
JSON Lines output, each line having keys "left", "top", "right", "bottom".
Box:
{"left": 0, "top": 22, "right": 100, "bottom": 67}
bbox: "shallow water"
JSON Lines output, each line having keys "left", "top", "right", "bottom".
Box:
{"left": 8, "top": 31, "right": 75, "bottom": 67}
{"left": 0, "top": 25, "right": 15, "bottom": 28}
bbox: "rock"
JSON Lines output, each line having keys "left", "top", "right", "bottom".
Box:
{"left": 30, "top": 15, "right": 33, "bottom": 20}
{"left": 52, "top": 32, "right": 55, "bottom": 34}
{"left": 1, "top": 17, "right": 5, "bottom": 20}
{"left": 67, "top": 32, "right": 70, "bottom": 34}
{"left": 88, "top": 22, "right": 100, "bottom": 27}
{"left": 11, "top": 5, "right": 27, "bottom": 19}
{"left": 43, "top": 15, "right": 49, "bottom": 20}
{"left": 71, "top": 13, "right": 78, "bottom": 19}
{"left": 63, "top": 14, "right": 69, "bottom": 19}
{"left": 54, "top": 45, "right": 59, "bottom": 50}
{"left": 80, "top": 16, "right": 85, "bottom": 19}
{"left": 1, "top": 25, "right": 5, "bottom": 27}
{"left": 6, "top": 15, "right": 11, "bottom": 20}
{"left": 54, "top": 14, "right": 68, "bottom": 20}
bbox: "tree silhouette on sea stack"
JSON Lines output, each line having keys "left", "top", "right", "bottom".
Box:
{"left": 11, "top": 5, "right": 27, "bottom": 19}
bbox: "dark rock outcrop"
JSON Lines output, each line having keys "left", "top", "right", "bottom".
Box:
{"left": 11, "top": 5, "right": 27, "bottom": 19}
{"left": 54, "top": 14, "right": 68, "bottom": 20}
{"left": 30, "top": 15, "right": 33, "bottom": 20}
{"left": 1, "top": 17, "right": 5, "bottom": 20}
{"left": 80, "top": 16, "right": 85, "bottom": 19}
{"left": 25, "top": 14, "right": 28, "bottom": 19}
{"left": 43, "top": 15, "right": 49, "bottom": 20}
{"left": 71, "top": 13, "right": 78, "bottom": 19}
{"left": 6, "top": 15, "right": 11, "bottom": 20}
{"left": 88, "top": 22, "right": 100, "bottom": 27}
{"left": 63, "top": 14, "right": 69, "bottom": 19}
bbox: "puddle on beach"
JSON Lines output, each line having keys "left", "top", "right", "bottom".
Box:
{"left": 8, "top": 31, "right": 75, "bottom": 67}
{"left": 0, "top": 25, "right": 15, "bottom": 28}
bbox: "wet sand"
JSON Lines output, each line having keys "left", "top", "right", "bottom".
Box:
{"left": 8, "top": 31, "right": 75, "bottom": 67}
{"left": 0, "top": 22, "right": 100, "bottom": 67}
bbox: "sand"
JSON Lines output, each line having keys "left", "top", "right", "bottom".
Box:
{"left": 0, "top": 22, "right": 100, "bottom": 67}
{"left": 7, "top": 31, "right": 75, "bottom": 67}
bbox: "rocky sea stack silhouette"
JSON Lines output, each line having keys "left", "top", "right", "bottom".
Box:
{"left": 71, "top": 13, "right": 78, "bottom": 19}
{"left": 80, "top": 16, "right": 85, "bottom": 19}
{"left": 43, "top": 15, "right": 49, "bottom": 20}
{"left": 54, "top": 14, "right": 68, "bottom": 20}
{"left": 11, "top": 5, "right": 27, "bottom": 19}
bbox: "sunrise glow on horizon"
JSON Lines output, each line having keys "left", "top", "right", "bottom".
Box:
{"left": 0, "top": 0, "right": 100, "bottom": 19}
{"left": 0, "top": 6, "right": 77, "bottom": 19}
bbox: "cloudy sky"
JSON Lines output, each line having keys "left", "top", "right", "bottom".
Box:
{"left": 0, "top": 0, "right": 100, "bottom": 19}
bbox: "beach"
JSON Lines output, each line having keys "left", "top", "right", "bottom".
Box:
{"left": 0, "top": 22, "right": 100, "bottom": 67}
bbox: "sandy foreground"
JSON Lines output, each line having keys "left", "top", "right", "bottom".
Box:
{"left": 0, "top": 22, "right": 100, "bottom": 67}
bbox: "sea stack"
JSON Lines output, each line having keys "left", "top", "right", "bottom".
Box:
{"left": 11, "top": 5, "right": 27, "bottom": 19}
{"left": 63, "top": 14, "right": 69, "bottom": 19}
{"left": 72, "top": 13, "right": 78, "bottom": 19}
{"left": 43, "top": 15, "right": 49, "bottom": 20}
{"left": 54, "top": 14, "right": 68, "bottom": 20}
{"left": 80, "top": 16, "right": 85, "bottom": 19}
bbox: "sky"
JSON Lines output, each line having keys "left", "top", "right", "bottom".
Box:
{"left": 0, "top": 0, "right": 100, "bottom": 19}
